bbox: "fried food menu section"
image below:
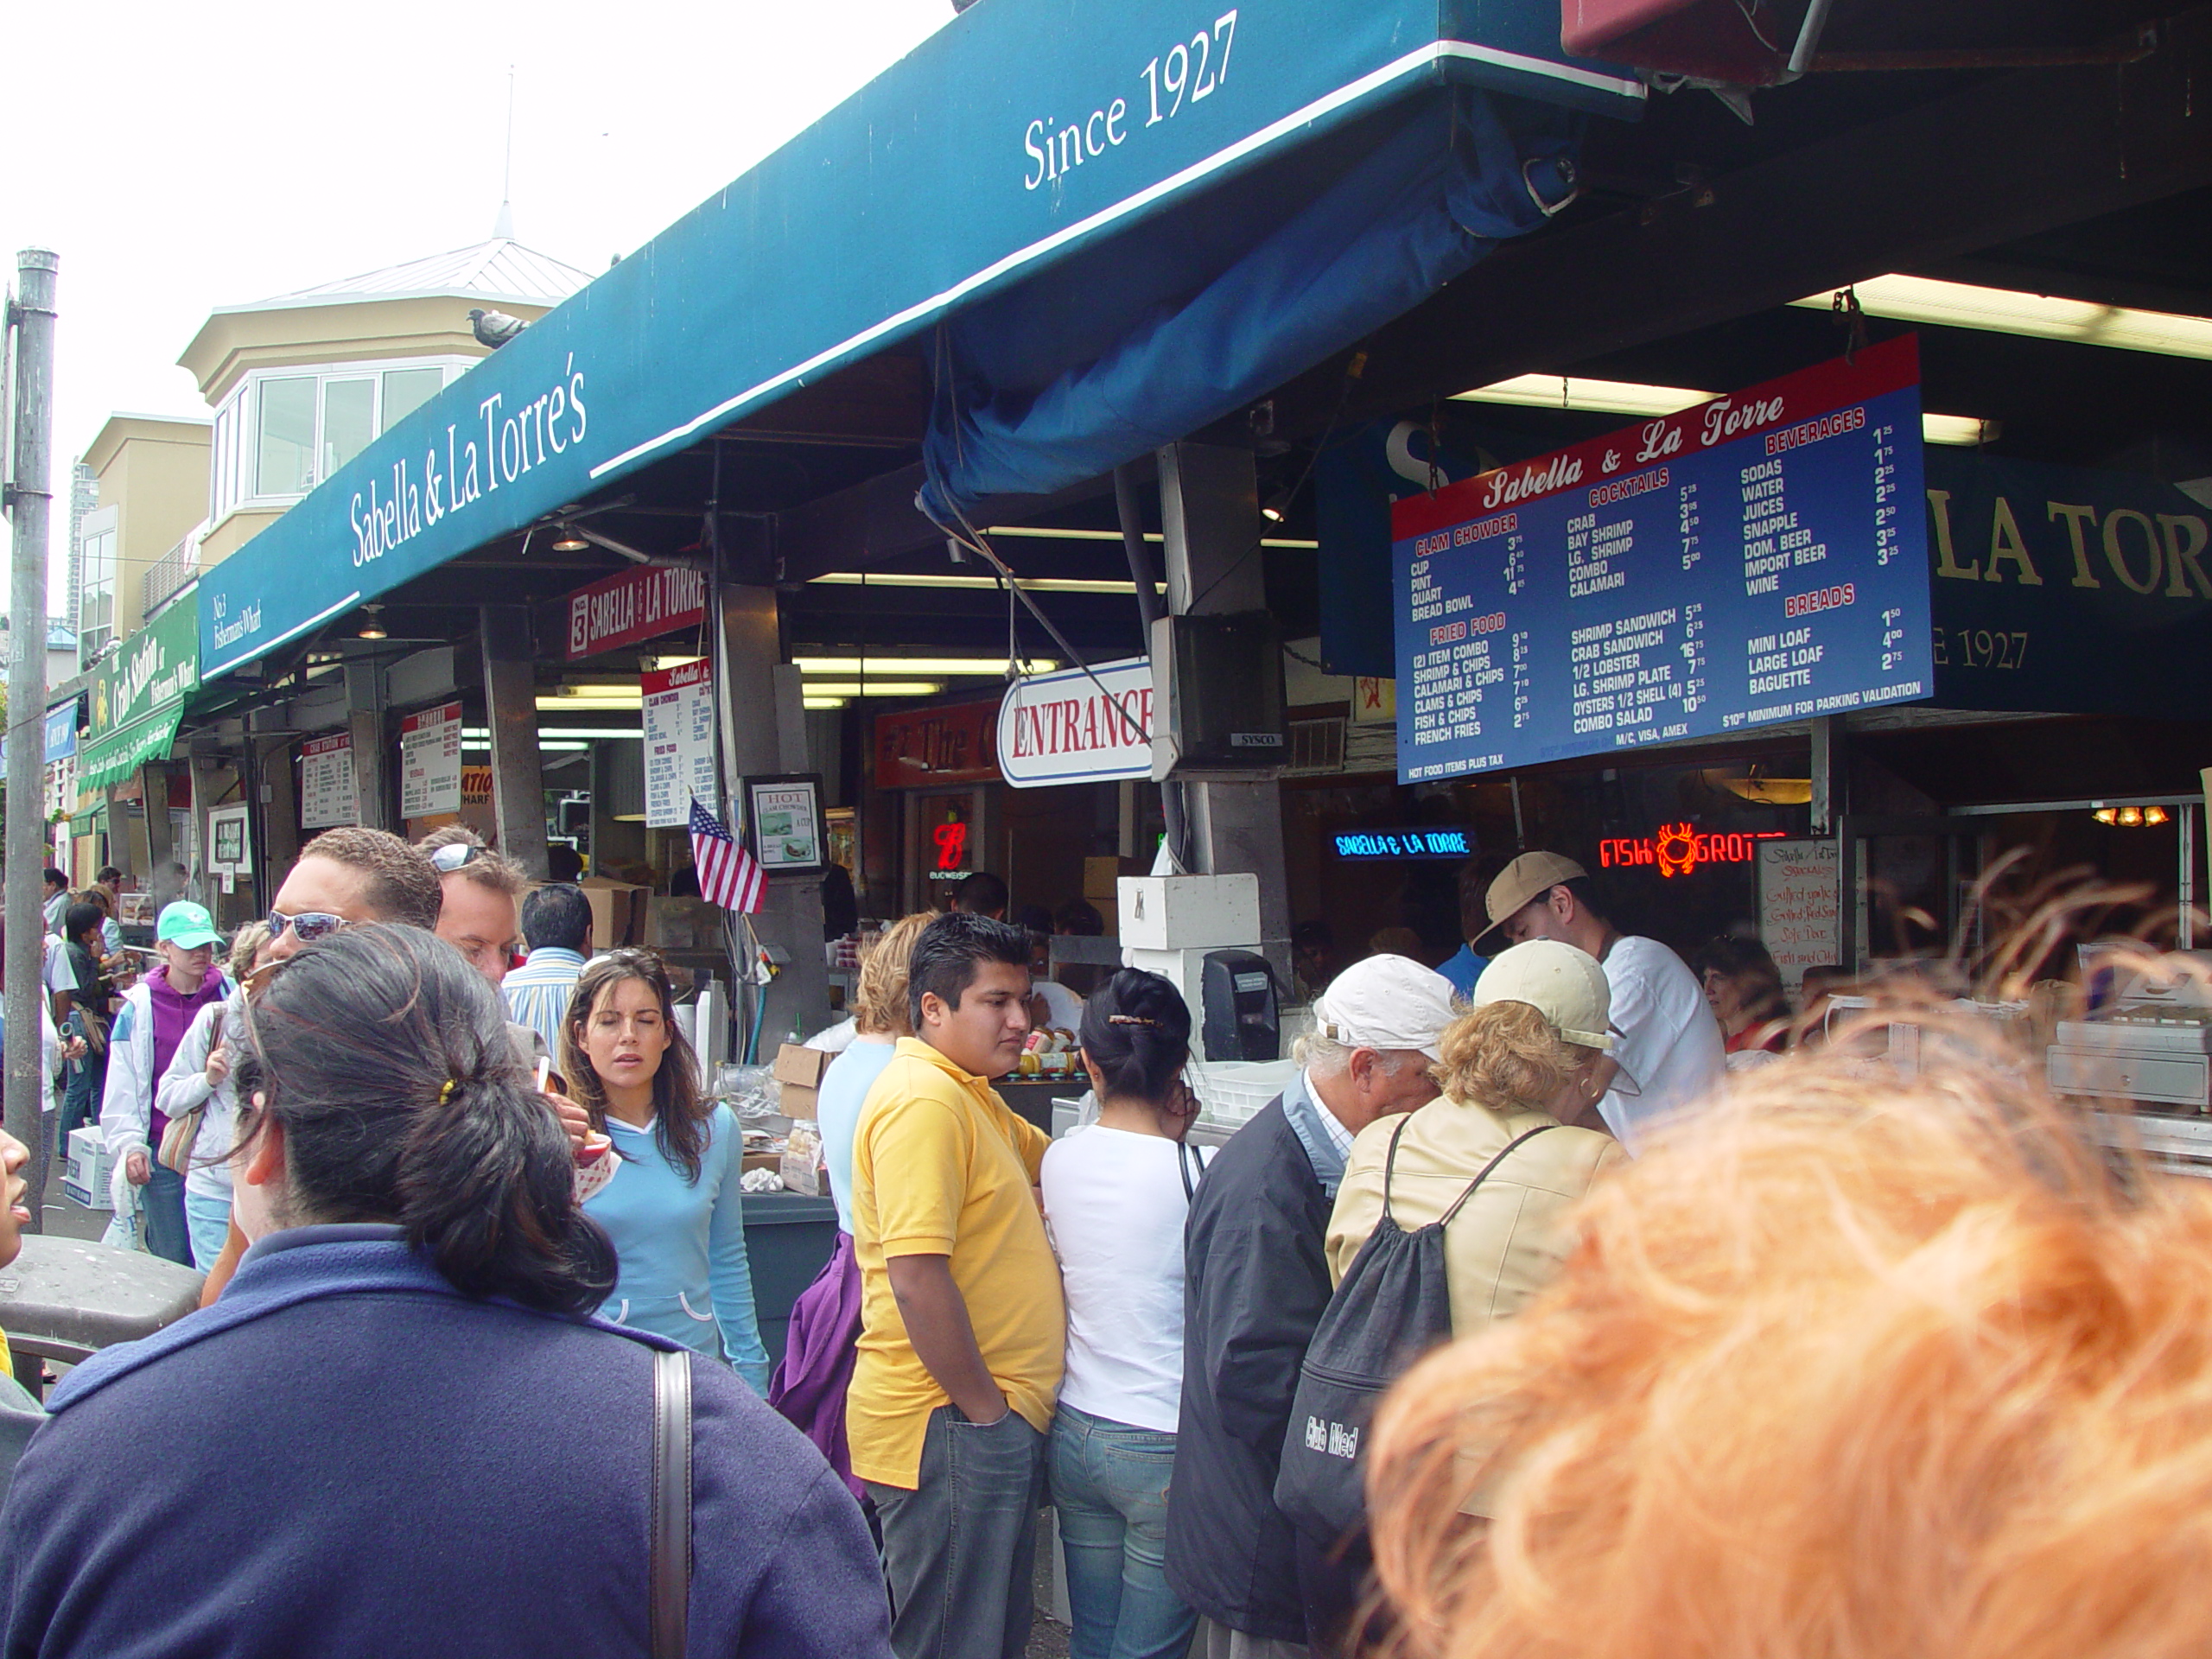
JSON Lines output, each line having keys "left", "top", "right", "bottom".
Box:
{"left": 1392, "top": 337, "right": 1934, "bottom": 782}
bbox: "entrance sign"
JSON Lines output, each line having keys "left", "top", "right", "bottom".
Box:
{"left": 1758, "top": 838, "right": 1841, "bottom": 988}
{"left": 398, "top": 701, "right": 464, "bottom": 818}
{"left": 564, "top": 564, "right": 708, "bottom": 661}
{"left": 299, "top": 734, "right": 358, "bottom": 829}
{"left": 1391, "top": 337, "right": 1935, "bottom": 782}
{"left": 997, "top": 658, "right": 1152, "bottom": 787}
{"left": 643, "top": 659, "right": 717, "bottom": 827}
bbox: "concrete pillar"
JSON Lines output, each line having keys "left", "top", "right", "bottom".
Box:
{"left": 255, "top": 731, "right": 301, "bottom": 901}
{"left": 1155, "top": 441, "right": 1293, "bottom": 976}
{"left": 480, "top": 606, "right": 549, "bottom": 879}
{"left": 715, "top": 582, "right": 830, "bottom": 1042}
{"left": 346, "top": 662, "right": 391, "bottom": 831}
{"left": 142, "top": 762, "right": 176, "bottom": 874}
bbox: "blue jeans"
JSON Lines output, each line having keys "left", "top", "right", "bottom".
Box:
{"left": 1050, "top": 1404, "right": 1196, "bottom": 1659}
{"left": 184, "top": 1192, "right": 232, "bottom": 1273}
{"left": 140, "top": 1163, "right": 192, "bottom": 1267}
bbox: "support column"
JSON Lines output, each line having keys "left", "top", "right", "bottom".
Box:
{"left": 142, "top": 761, "right": 176, "bottom": 875}
{"left": 253, "top": 730, "right": 300, "bottom": 908}
{"left": 346, "top": 662, "right": 391, "bottom": 831}
{"left": 480, "top": 606, "right": 548, "bottom": 879}
{"left": 715, "top": 582, "right": 829, "bottom": 1041}
{"left": 1156, "top": 441, "right": 1293, "bottom": 977}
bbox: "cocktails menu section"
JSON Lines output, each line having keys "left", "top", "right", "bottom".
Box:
{"left": 1392, "top": 337, "right": 1934, "bottom": 782}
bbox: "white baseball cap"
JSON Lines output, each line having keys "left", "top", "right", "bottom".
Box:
{"left": 1472, "top": 940, "right": 1613, "bottom": 1052}
{"left": 1313, "top": 953, "right": 1459, "bottom": 1062}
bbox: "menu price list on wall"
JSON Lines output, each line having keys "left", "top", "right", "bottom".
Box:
{"left": 1390, "top": 337, "right": 1935, "bottom": 782}
{"left": 399, "top": 702, "right": 465, "bottom": 819}
{"left": 300, "top": 733, "right": 358, "bottom": 830}
{"left": 643, "top": 659, "right": 718, "bottom": 828}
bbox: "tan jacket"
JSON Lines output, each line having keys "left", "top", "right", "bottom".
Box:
{"left": 1326, "top": 1095, "right": 1623, "bottom": 1340}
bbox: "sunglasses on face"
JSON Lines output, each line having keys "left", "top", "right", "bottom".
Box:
{"left": 267, "top": 909, "right": 349, "bottom": 944}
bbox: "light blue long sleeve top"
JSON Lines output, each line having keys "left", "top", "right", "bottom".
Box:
{"left": 584, "top": 1102, "right": 771, "bottom": 1393}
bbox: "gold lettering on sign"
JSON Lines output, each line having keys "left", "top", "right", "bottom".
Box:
{"left": 2046, "top": 503, "right": 2102, "bottom": 588}
{"left": 2101, "top": 507, "right": 2164, "bottom": 594}
{"left": 1926, "top": 489, "right": 1979, "bottom": 580}
{"left": 2158, "top": 514, "right": 2212, "bottom": 599}
{"left": 1984, "top": 496, "right": 2043, "bottom": 586}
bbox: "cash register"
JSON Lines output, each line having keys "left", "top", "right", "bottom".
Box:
{"left": 2047, "top": 949, "right": 2212, "bottom": 1174}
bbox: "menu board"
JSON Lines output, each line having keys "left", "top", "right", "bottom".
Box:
{"left": 1392, "top": 338, "right": 1933, "bottom": 781}
{"left": 1757, "top": 838, "right": 1841, "bottom": 988}
{"left": 300, "top": 732, "right": 358, "bottom": 829}
{"left": 398, "top": 701, "right": 464, "bottom": 819}
{"left": 643, "top": 659, "right": 718, "bottom": 827}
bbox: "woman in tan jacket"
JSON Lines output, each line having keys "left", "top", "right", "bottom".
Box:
{"left": 1326, "top": 940, "right": 1624, "bottom": 1341}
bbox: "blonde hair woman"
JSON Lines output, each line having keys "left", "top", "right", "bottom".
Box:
{"left": 768, "top": 910, "right": 934, "bottom": 1490}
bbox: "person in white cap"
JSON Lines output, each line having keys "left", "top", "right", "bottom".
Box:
{"left": 1166, "top": 954, "right": 1454, "bottom": 1659}
{"left": 1478, "top": 852, "right": 1724, "bottom": 1153}
{"left": 1328, "top": 940, "right": 1625, "bottom": 1343}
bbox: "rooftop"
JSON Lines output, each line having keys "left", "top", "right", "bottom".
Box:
{"left": 219, "top": 238, "right": 595, "bottom": 315}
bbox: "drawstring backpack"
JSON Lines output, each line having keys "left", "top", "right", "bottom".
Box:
{"left": 1274, "top": 1116, "right": 1557, "bottom": 1545}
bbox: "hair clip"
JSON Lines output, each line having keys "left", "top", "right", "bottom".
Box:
{"left": 438, "top": 1079, "right": 457, "bottom": 1104}
{"left": 1107, "top": 1014, "right": 1165, "bottom": 1028}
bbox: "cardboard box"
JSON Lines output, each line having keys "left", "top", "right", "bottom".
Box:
{"left": 63, "top": 1125, "right": 114, "bottom": 1211}
{"left": 1084, "top": 856, "right": 1138, "bottom": 899}
{"left": 646, "top": 896, "right": 719, "bottom": 951}
{"left": 579, "top": 877, "right": 651, "bottom": 950}
{"left": 772, "top": 1042, "right": 834, "bottom": 1121}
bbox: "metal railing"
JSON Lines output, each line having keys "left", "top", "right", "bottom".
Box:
{"left": 141, "top": 532, "right": 200, "bottom": 617}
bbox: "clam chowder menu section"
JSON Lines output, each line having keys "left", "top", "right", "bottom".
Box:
{"left": 1391, "top": 336, "right": 1933, "bottom": 781}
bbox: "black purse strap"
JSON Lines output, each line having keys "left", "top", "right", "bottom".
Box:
{"left": 1177, "top": 1139, "right": 1207, "bottom": 1203}
{"left": 650, "top": 1345, "right": 692, "bottom": 1659}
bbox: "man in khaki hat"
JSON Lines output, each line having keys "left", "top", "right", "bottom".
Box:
{"left": 1478, "top": 852, "right": 1723, "bottom": 1152}
{"left": 1168, "top": 954, "right": 1453, "bottom": 1659}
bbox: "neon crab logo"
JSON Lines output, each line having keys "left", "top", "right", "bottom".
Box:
{"left": 1598, "top": 825, "right": 1788, "bottom": 878}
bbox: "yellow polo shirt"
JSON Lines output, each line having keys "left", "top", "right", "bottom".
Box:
{"left": 848, "top": 1037, "right": 1064, "bottom": 1490}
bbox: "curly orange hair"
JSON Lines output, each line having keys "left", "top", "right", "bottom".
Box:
{"left": 1368, "top": 1040, "right": 2212, "bottom": 1659}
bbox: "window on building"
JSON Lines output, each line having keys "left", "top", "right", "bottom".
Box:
{"left": 257, "top": 375, "right": 317, "bottom": 496}
{"left": 320, "top": 378, "right": 376, "bottom": 478}
{"left": 381, "top": 366, "right": 444, "bottom": 429}
{"left": 78, "top": 512, "right": 118, "bottom": 667}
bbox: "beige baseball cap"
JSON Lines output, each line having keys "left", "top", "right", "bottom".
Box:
{"left": 1471, "top": 940, "right": 1613, "bottom": 1052}
{"left": 1475, "top": 851, "right": 1589, "bottom": 951}
{"left": 1313, "top": 953, "right": 1459, "bottom": 1061}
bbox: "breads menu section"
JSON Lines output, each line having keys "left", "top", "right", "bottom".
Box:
{"left": 1392, "top": 336, "right": 1934, "bottom": 782}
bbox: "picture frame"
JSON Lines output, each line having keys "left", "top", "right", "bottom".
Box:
{"left": 740, "top": 773, "right": 828, "bottom": 876}
{"left": 207, "top": 802, "right": 253, "bottom": 878}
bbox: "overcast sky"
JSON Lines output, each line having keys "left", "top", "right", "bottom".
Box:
{"left": 3, "top": 0, "right": 953, "bottom": 614}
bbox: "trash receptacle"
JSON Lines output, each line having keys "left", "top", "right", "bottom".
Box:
{"left": 0, "top": 1235, "right": 204, "bottom": 1396}
{"left": 741, "top": 1192, "right": 838, "bottom": 1371}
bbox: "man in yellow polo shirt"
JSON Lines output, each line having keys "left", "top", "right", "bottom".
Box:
{"left": 850, "top": 912, "right": 1065, "bottom": 1659}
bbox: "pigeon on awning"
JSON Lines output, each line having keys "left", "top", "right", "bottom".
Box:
{"left": 468, "top": 307, "right": 528, "bottom": 348}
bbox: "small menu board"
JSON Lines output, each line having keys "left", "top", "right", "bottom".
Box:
{"left": 643, "top": 659, "right": 718, "bottom": 828}
{"left": 399, "top": 701, "right": 464, "bottom": 819}
{"left": 300, "top": 732, "right": 358, "bottom": 829}
{"left": 1757, "top": 838, "right": 1842, "bottom": 988}
{"left": 1391, "top": 337, "right": 1934, "bottom": 781}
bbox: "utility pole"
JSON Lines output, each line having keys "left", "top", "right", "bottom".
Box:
{"left": 5, "top": 250, "right": 57, "bottom": 1226}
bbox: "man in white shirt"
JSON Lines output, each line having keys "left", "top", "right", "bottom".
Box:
{"left": 1479, "top": 852, "right": 1725, "bottom": 1153}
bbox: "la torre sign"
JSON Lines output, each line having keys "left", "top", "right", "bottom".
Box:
{"left": 998, "top": 658, "right": 1154, "bottom": 787}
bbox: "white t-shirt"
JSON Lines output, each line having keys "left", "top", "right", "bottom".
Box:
{"left": 1040, "top": 1124, "right": 1207, "bottom": 1433}
{"left": 42, "top": 935, "right": 74, "bottom": 998}
{"left": 1599, "top": 935, "right": 1726, "bottom": 1154}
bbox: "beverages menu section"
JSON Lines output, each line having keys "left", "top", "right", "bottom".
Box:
{"left": 1391, "top": 337, "right": 1934, "bottom": 782}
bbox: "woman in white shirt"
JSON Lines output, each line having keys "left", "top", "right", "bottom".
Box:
{"left": 1040, "top": 969, "right": 1206, "bottom": 1659}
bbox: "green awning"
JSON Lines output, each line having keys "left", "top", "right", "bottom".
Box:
{"left": 77, "top": 707, "right": 182, "bottom": 792}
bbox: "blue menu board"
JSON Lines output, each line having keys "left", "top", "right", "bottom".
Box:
{"left": 1391, "top": 337, "right": 1934, "bottom": 782}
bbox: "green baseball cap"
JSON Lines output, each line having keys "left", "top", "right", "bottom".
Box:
{"left": 156, "top": 901, "right": 224, "bottom": 950}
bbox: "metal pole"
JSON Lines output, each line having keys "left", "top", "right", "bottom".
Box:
{"left": 5, "top": 251, "right": 58, "bottom": 1228}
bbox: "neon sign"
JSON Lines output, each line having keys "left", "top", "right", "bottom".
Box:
{"left": 1598, "top": 824, "right": 1786, "bottom": 878}
{"left": 1332, "top": 828, "right": 1472, "bottom": 861}
{"left": 932, "top": 821, "right": 970, "bottom": 872}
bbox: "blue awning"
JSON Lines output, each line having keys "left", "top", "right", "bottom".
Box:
{"left": 198, "top": 0, "right": 1640, "bottom": 680}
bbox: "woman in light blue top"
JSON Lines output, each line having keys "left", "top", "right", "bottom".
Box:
{"left": 562, "top": 949, "right": 771, "bottom": 1393}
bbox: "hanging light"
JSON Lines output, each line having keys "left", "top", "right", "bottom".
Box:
{"left": 358, "top": 605, "right": 387, "bottom": 640}
{"left": 550, "top": 525, "right": 590, "bottom": 552}
{"left": 2146, "top": 805, "right": 2171, "bottom": 826}
{"left": 1260, "top": 490, "right": 1292, "bottom": 524}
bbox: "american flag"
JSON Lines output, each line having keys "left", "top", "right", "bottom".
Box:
{"left": 690, "top": 796, "right": 764, "bottom": 914}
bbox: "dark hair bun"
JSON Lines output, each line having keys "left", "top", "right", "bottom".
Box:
{"left": 1078, "top": 969, "right": 1192, "bottom": 1104}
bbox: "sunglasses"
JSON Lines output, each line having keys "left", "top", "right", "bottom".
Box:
{"left": 429, "top": 842, "right": 492, "bottom": 874}
{"left": 267, "top": 909, "right": 349, "bottom": 945}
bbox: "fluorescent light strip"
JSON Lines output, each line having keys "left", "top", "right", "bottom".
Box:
{"left": 983, "top": 526, "right": 1319, "bottom": 550}
{"left": 534, "top": 696, "right": 641, "bottom": 711}
{"left": 537, "top": 728, "right": 644, "bottom": 740}
{"left": 1454, "top": 375, "right": 1996, "bottom": 445}
{"left": 809, "top": 571, "right": 1142, "bottom": 594}
{"left": 803, "top": 697, "right": 849, "bottom": 710}
{"left": 792, "top": 656, "right": 1055, "bottom": 676}
{"left": 801, "top": 681, "right": 944, "bottom": 697}
{"left": 1792, "top": 275, "right": 2212, "bottom": 360}
{"left": 463, "top": 739, "right": 590, "bottom": 753}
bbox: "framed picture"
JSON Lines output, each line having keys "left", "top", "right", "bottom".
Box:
{"left": 741, "top": 773, "right": 827, "bottom": 876}
{"left": 207, "top": 802, "right": 253, "bottom": 878}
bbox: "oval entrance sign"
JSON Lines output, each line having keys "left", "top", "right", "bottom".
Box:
{"left": 996, "top": 657, "right": 1155, "bottom": 788}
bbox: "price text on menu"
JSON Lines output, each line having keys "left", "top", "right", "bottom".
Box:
{"left": 1389, "top": 336, "right": 1934, "bottom": 782}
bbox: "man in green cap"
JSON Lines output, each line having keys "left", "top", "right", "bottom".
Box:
{"left": 103, "top": 902, "right": 232, "bottom": 1266}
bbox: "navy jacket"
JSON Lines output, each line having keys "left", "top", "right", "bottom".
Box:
{"left": 0, "top": 1224, "right": 893, "bottom": 1659}
{"left": 1165, "top": 1099, "right": 1333, "bottom": 1642}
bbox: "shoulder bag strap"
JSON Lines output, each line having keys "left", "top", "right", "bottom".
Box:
{"left": 650, "top": 1344, "right": 692, "bottom": 1659}
{"left": 1378, "top": 1113, "right": 1419, "bottom": 1224}
{"left": 1178, "top": 1138, "right": 1208, "bottom": 1203}
{"left": 1435, "top": 1124, "right": 1562, "bottom": 1230}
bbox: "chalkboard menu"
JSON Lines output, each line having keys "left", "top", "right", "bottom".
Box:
{"left": 1391, "top": 337, "right": 1934, "bottom": 781}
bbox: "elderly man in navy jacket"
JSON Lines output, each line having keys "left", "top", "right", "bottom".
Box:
{"left": 1166, "top": 955, "right": 1456, "bottom": 1658}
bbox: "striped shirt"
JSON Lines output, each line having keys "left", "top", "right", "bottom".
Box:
{"left": 501, "top": 947, "right": 586, "bottom": 1062}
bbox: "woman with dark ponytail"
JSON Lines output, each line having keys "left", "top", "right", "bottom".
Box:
{"left": 1040, "top": 968, "right": 1207, "bottom": 1659}
{"left": 0, "top": 925, "right": 893, "bottom": 1659}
